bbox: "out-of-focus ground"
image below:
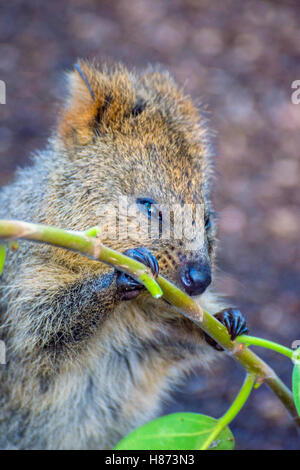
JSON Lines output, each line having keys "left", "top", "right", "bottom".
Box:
{"left": 0, "top": 0, "right": 299, "bottom": 449}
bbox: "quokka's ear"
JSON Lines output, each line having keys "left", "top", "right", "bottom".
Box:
{"left": 58, "top": 60, "right": 111, "bottom": 146}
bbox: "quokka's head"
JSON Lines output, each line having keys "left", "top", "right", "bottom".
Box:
{"left": 55, "top": 60, "right": 217, "bottom": 297}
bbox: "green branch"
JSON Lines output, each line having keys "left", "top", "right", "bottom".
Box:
{"left": 0, "top": 219, "right": 299, "bottom": 428}
{"left": 200, "top": 373, "right": 256, "bottom": 450}
{"left": 0, "top": 220, "right": 163, "bottom": 299}
{"left": 237, "top": 335, "right": 294, "bottom": 360}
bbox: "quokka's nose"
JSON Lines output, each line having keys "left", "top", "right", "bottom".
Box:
{"left": 180, "top": 262, "right": 212, "bottom": 296}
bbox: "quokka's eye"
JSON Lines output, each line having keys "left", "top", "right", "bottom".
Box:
{"left": 205, "top": 214, "right": 211, "bottom": 231}
{"left": 137, "top": 198, "right": 156, "bottom": 218}
{"left": 137, "top": 198, "right": 162, "bottom": 222}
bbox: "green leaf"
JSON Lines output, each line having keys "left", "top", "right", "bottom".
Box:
{"left": 0, "top": 244, "right": 6, "bottom": 275}
{"left": 114, "top": 413, "right": 234, "bottom": 450}
{"left": 292, "top": 351, "right": 300, "bottom": 417}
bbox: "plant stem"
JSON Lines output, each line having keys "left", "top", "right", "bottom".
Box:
{"left": 157, "top": 277, "right": 300, "bottom": 427}
{"left": 236, "top": 335, "right": 294, "bottom": 360}
{"left": 199, "top": 373, "right": 256, "bottom": 450}
{"left": 0, "top": 219, "right": 163, "bottom": 299}
{"left": 0, "top": 219, "right": 299, "bottom": 428}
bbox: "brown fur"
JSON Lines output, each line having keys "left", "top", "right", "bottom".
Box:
{"left": 0, "top": 61, "right": 226, "bottom": 449}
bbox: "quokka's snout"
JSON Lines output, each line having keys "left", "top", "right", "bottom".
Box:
{"left": 179, "top": 259, "right": 212, "bottom": 296}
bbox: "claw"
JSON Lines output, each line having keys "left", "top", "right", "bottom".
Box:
{"left": 116, "top": 247, "right": 159, "bottom": 301}
{"left": 205, "top": 308, "right": 248, "bottom": 351}
{"left": 123, "top": 247, "right": 159, "bottom": 278}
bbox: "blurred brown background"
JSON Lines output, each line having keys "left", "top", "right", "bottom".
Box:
{"left": 0, "top": 0, "right": 299, "bottom": 449}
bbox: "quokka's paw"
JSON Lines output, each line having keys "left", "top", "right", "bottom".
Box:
{"left": 204, "top": 308, "right": 248, "bottom": 351}
{"left": 116, "top": 247, "right": 159, "bottom": 301}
